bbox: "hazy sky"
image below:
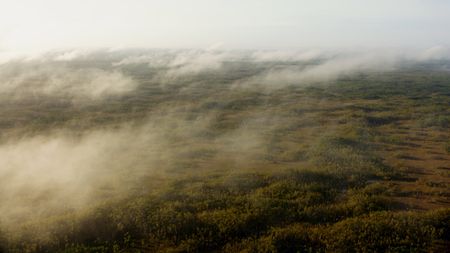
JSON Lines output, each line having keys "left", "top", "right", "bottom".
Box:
{"left": 1, "top": 0, "right": 449, "bottom": 52}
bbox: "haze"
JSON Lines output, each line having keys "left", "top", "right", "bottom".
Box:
{"left": 1, "top": 0, "right": 450, "bottom": 54}
{"left": 0, "top": 1, "right": 449, "bottom": 252}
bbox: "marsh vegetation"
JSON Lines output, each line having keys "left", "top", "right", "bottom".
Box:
{"left": 0, "top": 50, "right": 449, "bottom": 252}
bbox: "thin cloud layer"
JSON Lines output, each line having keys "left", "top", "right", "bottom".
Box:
{"left": 0, "top": 46, "right": 449, "bottom": 245}
{"left": 0, "top": 109, "right": 272, "bottom": 231}
{"left": 0, "top": 62, "right": 137, "bottom": 101}
{"left": 2, "top": 47, "right": 449, "bottom": 96}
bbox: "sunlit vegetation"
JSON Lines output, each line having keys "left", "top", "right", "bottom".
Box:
{"left": 0, "top": 56, "right": 449, "bottom": 252}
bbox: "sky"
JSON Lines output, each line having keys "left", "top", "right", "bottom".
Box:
{"left": 0, "top": 0, "right": 449, "bottom": 53}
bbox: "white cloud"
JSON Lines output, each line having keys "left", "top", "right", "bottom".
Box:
{"left": 0, "top": 63, "right": 137, "bottom": 101}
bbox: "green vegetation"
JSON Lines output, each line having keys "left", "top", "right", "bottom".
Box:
{"left": 0, "top": 59, "right": 449, "bottom": 252}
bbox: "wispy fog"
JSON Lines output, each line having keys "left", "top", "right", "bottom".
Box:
{"left": 0, "top": 47, "right": 449, "bottom": 238}
{"left": 0, "top": 0, "right": 449, "bottom": 250}
{"left": 0, "top": 63, "right": 137, "bottom": 101}
{"left": 2, "top": 47, "right": 450, "bottom": 96}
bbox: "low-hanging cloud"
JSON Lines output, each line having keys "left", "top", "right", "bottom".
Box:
{"left": 114, "top": 49, "right": 239, "bottom": 83}
{"left": 0, "top": 125, "right": 163, "bottom": 227}
{"left": 110, "top": 46, "right": 450, "bottom": 90}
{"left": 0, "top": 107, "right": 274, "bottom": 233}
{"left": 249, "top": 49, "right": 323, "bottom": 62}
{"left": 0, "top": 62, "right": 138, "bottom": 101}
{"left": 0, "top": 46, "right": 450, "bottom": 246}
{"left": 1, "top": 47, "right": 449, "bottom": 99}
{"left": 231, "top": 50, "right": 414, "bottom": 89}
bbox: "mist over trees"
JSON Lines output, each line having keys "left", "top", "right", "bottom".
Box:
{"left": 0, "top": 49, "right": 448, "bottom": 252}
